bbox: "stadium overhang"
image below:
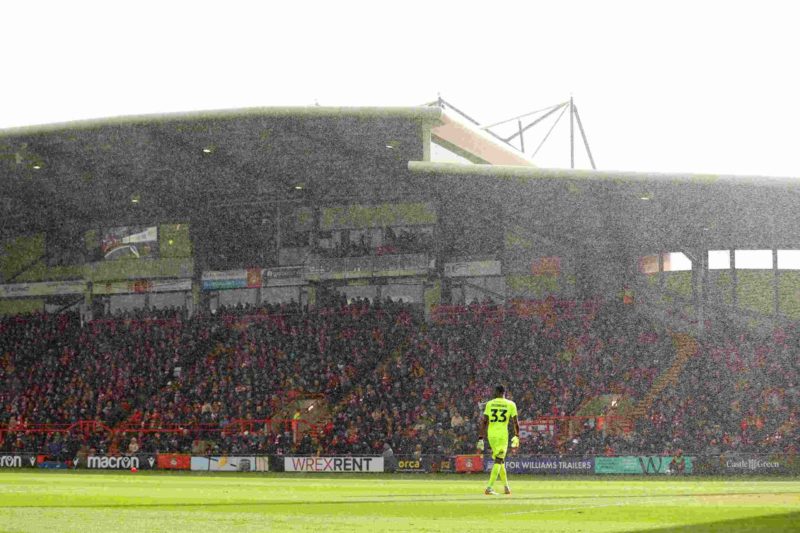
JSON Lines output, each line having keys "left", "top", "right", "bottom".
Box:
{"left": 430, "top": 110, "right": 533, "bottom": 166}
{"left": 0, "top": 106, "right": 444, "bottom": 238}
{"left": 408, "top": 161, "right": 800, "bottom": 254}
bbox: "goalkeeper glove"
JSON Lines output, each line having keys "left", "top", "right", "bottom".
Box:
{"left": 476, "top": 439, "right": 484, "bottom": 452}
{"left": 511, "top": 436, "right": 520, "bottom": 448}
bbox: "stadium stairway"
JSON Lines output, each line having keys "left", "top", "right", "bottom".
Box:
{"left": 629, "top": 333, "right": 699, "bottom": 419}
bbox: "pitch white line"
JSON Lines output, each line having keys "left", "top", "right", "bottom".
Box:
{"left": 505, "top": 497, "right": 687, "bottom": 516}
{"left": 506, "top": 501, "right": 627, "bottom": 516}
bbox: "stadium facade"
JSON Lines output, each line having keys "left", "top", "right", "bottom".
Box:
{"left": 1, "top": 105, "right": 798, "bottom": 329}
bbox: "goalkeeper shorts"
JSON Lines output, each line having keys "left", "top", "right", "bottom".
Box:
{"left": 488, "top": 434, "right": 508, "bottom": 460}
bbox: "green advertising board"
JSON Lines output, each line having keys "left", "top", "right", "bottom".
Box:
{"left": 594, "top": 456, "right": 693, "bottom": 475}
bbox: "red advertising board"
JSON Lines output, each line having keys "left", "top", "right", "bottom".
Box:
{"left": 157, "top": 454, "right": 191, "bottom": 470}
{"left": 455, "top": 455, "right": 484, "bottom": 473}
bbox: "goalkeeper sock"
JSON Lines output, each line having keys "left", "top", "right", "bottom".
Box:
{"left": 499, "top": 464, "right": 508, "bottom": 486}
{"left": 488, "top": 463, "right": 501, "bottom": 488}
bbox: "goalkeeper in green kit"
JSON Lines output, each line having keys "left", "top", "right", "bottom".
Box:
{"left": 476, "top": 385, "right": 520, "bottom": 495}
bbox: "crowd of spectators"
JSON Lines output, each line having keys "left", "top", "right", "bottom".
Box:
{"left": 1, "top": 297, "right": 797, "bottom": 460}
{"left": 339, "top": 297, "right": 667, "bottom": 457}
{"left": 0, "top": 299, "right": 418, "bottom": 458}
{"left": 627, "top": 322, "right": 799, "bottom": 456}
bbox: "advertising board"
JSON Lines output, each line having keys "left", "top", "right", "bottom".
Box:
{"left": 0, "top": 280, "right": 86, "bottom": 298}
{"left": 594, "top": 456, "right": 693, "bottom": 475}
{"left": 394, "top": 456, "right": 427, "bottom": 473}
{"left": 201, "top": 269, "right": 262, "bottom": 290}
{"left": 0, "top": 454, "right": 37, "bottom": 468}
{"left": 157, "top": 454, "right": 191, "bottom": 470}
{"left": 264, "top": 266, "right": 305, "bottom": 286}
{"left": 484, "top": 456, "right": 594, "bottom": 474}
{"left": 190, "top": 456, "right": 269, "bottom": 472}
{"left": 284, "top": 456, "right": 383, "bottom": 473}
{"left": 455, "top": 455, "right": 484, "bottom": 473}
{"left": 76, "top": 454, "right": 157, "bottom": 470}
{"left": 695, "top": 454, "right": 796, "bottom": 475}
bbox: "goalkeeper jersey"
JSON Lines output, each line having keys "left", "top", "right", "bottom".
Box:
{"left": 483, "top": 397, "right": 518, "bottom": 437}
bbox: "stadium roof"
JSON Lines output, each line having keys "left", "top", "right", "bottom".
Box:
{"left": 0, "top": 105, "right": 536, "bottom": 238}
{"left": 0, "top": 107, "right": 443, "bottom": 237}
{"left": 2, "top": 105, "right": 799, "bottom": 257}
{"left": 409, "top": 161, "right": 800, "bottom": 254}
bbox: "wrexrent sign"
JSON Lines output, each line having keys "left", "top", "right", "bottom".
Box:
{"left": 594, "top": 456, "right": 694, "bottom": 475}
{"left": 284, "top": 456, "right": 384, "bottom": 473}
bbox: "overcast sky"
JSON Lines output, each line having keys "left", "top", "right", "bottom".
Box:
{"left": 3, "top": 1, "right": 798, "bottom": 177}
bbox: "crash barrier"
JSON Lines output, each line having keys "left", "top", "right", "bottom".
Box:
{"left": 0, "top": 453, "right": 796, "bottom": 475}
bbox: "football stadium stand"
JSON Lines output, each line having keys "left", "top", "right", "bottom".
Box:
{"left": 0, "top": 105, "right": 798, "bottom": 467}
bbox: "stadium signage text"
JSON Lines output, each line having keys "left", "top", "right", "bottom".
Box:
{"left": 394, "top": 456, "right": 428, "bottom": 473}
{"left": 86, "top": 456, "right": 139, "bottom": 470}
{"left": 712, "top": 454, "right": 793, "bottom": 474}
{"left": 0, "top": 455, "right": 22, "bottom": 468}
{"left": 484, "top": 457, "right": 594, "bottom": 474}
{"left": 284, "top": 456, "right": 384, "bottom": 473}
{"left": 0, "top": 455, "right": 37, "bottom": 468}
{"left": 726, "top": 458, "right": 781, "bottom": 470}
{"left": 594, "top": 456, "right": 694, "bottom": 475}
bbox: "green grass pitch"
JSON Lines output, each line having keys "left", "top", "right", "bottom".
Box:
{"left": 0, "top": 472, "right": 798, "bottom": 532}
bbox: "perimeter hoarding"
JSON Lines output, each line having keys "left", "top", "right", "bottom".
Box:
{"left": 190, "top": 456, "right": 269, "bottom": 472}
{"left": 393, "top": 456, "right": 454, "bottom": 473}
{"left": 594, "top": 456, "right": 693, "bottom": 475}
{"left": 694, "top": 454, "right": 798, "bottom": 475}
{"left": 284, "top": 456, "right": 383, "bottom": 473}
{"left": 157, "top": 454, "right": 191, "bottom": 470}
{"left": 77, "top": 454, "right": 157, "bottom": 470}
{"left": 393, "top": 456, "right": 429, "bottom": 473}
{"left": 484, "top": 456, "right": 594, "bottom": 475}
{"left": 455, "top": 455, "right": 484, "bottom": 473}
{"left": 0, "top": 454, "right": 37, "bottom": 468}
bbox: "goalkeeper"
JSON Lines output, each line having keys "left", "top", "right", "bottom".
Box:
{"left": 476, "top": 385, "right": 519, "bottom": 495}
